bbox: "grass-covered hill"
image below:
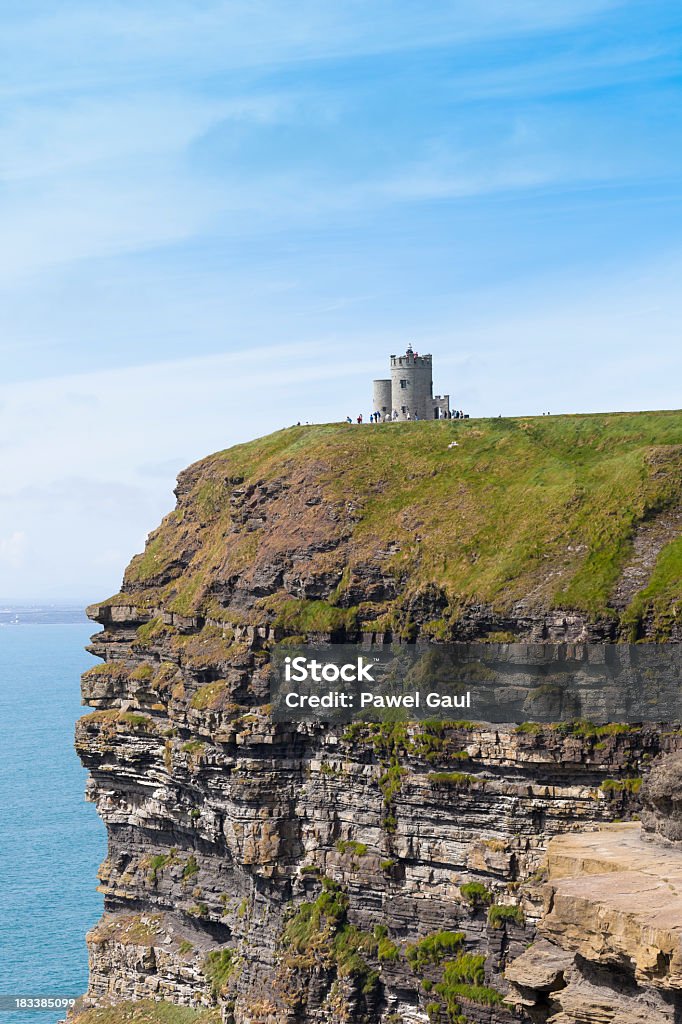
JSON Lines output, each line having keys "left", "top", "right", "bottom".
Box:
{"left": 107, "top": 410, "right": 682, "bottom": 640}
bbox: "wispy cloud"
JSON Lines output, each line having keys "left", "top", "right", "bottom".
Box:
{"left": 0, "top": 87, "right": 300, "bottom": 280}
{"left": 0, "top": 0, "right": 676, "bottom": 290}
{"left": 0, "top": 339, "right": 374, "bottom": 598}
{"left": 0, "top": 92, "right": 288, "bottom": 183}
{"left": 2, "top": 249, "right": 681, "bottom": 599}
{"left": 0, "top": 2, "right": 628, "bottom": 97}
{"left": 0, "top": 531, "right": 27, "bottom": 570}
{"left": 0, "top": 0, "right": 680, "bottom": 598}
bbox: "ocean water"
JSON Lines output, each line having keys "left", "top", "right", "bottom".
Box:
{"left": 0, "top": 624, "right": 106, "bottom": 1024}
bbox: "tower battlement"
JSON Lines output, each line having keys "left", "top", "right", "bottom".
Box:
{"left": 373, "top": 345, "right": 449, "bottom": 421}
{"left": 390, "top": 351, "right": 432, "bottom": 369}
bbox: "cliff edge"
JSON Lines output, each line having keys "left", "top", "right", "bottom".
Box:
{"left": 71, "top": 413, "right": 682, "bottom": 1024}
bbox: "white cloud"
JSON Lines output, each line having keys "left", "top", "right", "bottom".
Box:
{"left": 0, "top": 531, "right": 27, "bottom": 569}
{"left": 0, "top": 247, "right": 680, "bottom": 601}
{"left": 0, "top": 92, "right": 288, "bottom": 183}
{"left": 0, "top": 87, "right": 295, "bottom": 281}
{"left": 0, "top": 2, "right": 627, "bottom": 98}
{"left": 0, "top": 1, "right": 666, "bottom": 292}
{"left": 0, "top": 0, "right": 677, "bottom": 603}
{"left": 446, "top": 43, "right": 677, "bottom": 102}
{"left": 0, "top": 339, "right": 377, "bottom": 599}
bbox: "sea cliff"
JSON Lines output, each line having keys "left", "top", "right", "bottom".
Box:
{"left": 70, "top": 413, "right": 682, "bottom": 1024}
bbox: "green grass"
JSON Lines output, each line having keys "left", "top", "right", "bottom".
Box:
{"left": 81, "top": 709, "right": 157, "bottom": 735}
{"left": 116, "top": 413, "right": 682, "bottom": 634}
{"left": 436, "top": 981, "right": 503, "bottom": 1009}
{"left": 182, "top": 855, "right": 199, "bottom": 879}
{"left": 71, "top": 1001, "right": 220, "bottom": 1024}
{"left": 188, "top": 903, "right": 209, "bottom": 918}
{"left": 427, "top": 772, "right": 476, "bottom": 787}
{"left": 81, "top": 661, "right": 130, "bottom": 684}
{"left": 373, "top": 925, "right": 400, "bottom": 962}
{"left": 131, "top": 534, "right": 177, "bottom": 583}
{"left": 203, "top": 948, "right": 236, "bottom": 999}
{"left": 181, "top": 740, "right": 205, "bottom": 757}
{"left": 487, "top": 904, "right": 525, "bottom": 928}
{"left": 600, "top": 776, "right": 643, "bottom": 795}
{"left": 459, "top": 881, "right": 492, "bottom": 906}
{"left": 422, "top": 951, "right": 502, "bottom": 1023}
{"left": 336, "top": 840, "right": 368, "bottom": 857}
{"left": 267, "top": 597, "right": 359, "bottom": 635}
{"left": 145, "top": 853, "right": 174, "bottom": 884}
{"left": 340, "top": 723, "right": 411, "bottom": 834}
{"left": 517, "top": 720, "right": 641, "bottom": 739}
{"left": 282, "top": 880, "right": 379, "bottom": 993}
{"left": 135, "top": 617, "right": 171, "bottom": 646}
{"left": 406, "top": 931, "right": 465, "bottom": 972}
{"left": 408, "top": 721, "right": 473, "bottom": 763}
{"left": 552, "top": 720, "right": 638, "bottom": 739}
{"left": 190, "top": 680, "right": 229, "bottom": 710}
{"left": 379, "top": 763, "right": 407, "bottom": 802}
{"left": 130, "top": 663, "right": 153, "bottom": 681}
{"left": 283, "top": 883, "right": 350, "bottom": 949}
{"left": 440, "top": 952, "right": 486, "bottom": 986}
{"left": 119, "top": 712, "right": 155, "bottom": 731}
{"left": 622, "top": 535, "right": 682, "bottom": 638}
{"left": 515, "top": 722, "right": 544, "bottom": 735}
{"left": 428, "top": 954, "right": 501, "bottom": 1019}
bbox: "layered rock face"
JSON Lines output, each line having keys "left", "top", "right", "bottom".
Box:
{"left": 77, "top": 620, "right": 669, "bottom": 1023}
{"left": 507, "top": 759, "right": 682, "bottom": 1023}
{"left": 73, "top": 419, "right": 682, "bottom": 1024}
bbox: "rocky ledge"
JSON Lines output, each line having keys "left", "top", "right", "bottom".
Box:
{"left": 506, "top": 756, "right": 682, "bottom": 1023}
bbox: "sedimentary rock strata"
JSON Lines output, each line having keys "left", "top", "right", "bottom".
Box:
{"left": 72, "top": 420, "right": 682, "bottom": 1023}
{"left": 507, "top": 761, "right": 682, "bottom": 1022}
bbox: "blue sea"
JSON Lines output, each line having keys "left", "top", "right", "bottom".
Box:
{"left": 0, "top": 622, "right": 106, "bottom": 1024}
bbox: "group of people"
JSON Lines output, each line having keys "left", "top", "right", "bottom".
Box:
{"left": 346, "top": 408, "right": 467, "bottom": 424}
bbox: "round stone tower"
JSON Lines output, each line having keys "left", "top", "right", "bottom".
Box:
{"left": 390, "top": 345, "right": 433, "bottom": 420}
{"left": 372, "top": 379, "right": 392, "bottom": 420}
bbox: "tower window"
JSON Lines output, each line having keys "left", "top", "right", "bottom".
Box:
{"left": 400, "top": 379, "right": 408, "bottom": 389}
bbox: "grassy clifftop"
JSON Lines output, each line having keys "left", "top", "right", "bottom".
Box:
{"left": 116, "top": 410, "right": 682, "bottom": 638}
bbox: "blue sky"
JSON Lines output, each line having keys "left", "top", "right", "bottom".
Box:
{"left": 1, "top": 0, "right": 681, "bottom": 601}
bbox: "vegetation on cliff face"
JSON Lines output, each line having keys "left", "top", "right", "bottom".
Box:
{"left": 75, "top": 412, "right": 682, "bottom": 1024}
{"left": 70, "top": 1002, "right": 220, "bottom": 1024}
{"left": 101, "top": 411, "right": 682, "bottom": 638}
{"left": 282, "top": 878, "right": 380, "bottom": 994}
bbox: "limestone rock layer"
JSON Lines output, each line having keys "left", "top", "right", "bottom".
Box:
{"left": 72, "top": 419, "right": 682, "bottom": 1023}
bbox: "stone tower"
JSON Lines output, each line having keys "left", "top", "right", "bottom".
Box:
{"left": 372, "top": 345, "right": 449, "bottom": 421}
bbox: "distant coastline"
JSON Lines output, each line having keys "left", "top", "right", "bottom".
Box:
{"left": 0, "top": 605, "right": 89, "bottom": 625}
